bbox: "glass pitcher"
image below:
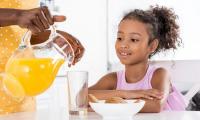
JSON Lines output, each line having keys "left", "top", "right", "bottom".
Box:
{"left": 3, "top": 26, "right": 75, "bottom": 98}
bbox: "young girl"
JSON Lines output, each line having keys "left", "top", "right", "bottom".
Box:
{"left": 89, "top": 6, "right": 186, "bottom": 112}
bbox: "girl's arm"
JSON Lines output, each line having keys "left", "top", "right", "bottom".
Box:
{"left": 89, "top": 89, "right": 162, "bottom": 100}
{"left": 89, "top": 72, "right": 119, "bottom": 99}
{"left": 89, "top": 72, "right": 163, "bottom": 100}
{"left": 140, "top": 68, "right": 171, "bottom": 113}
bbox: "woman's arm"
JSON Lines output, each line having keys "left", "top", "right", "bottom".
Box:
{"left": 0, "top": 7, "right": 66, "bottom": 34}
{"left": 140, "top": 68, "right": 171, "bottom": 113}
{"left": 0, "top": 8, "right": 19, "bottom": 27}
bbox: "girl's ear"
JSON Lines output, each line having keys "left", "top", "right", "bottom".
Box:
{"left": 149, "top": 39, "right": 159, "bottom": 53}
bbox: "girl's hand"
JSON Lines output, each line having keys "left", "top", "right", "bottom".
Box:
{"left": 16, "top": 6, "right": 66, "bottom": 34}
{"left": 124, "top": 89, "right": 164, "bottom": 100}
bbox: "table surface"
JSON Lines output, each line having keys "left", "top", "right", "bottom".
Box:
{"left": 0, "top": 108, "right": 200, "bottom": 120}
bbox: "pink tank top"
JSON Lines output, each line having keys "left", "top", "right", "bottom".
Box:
{"left": 116, "top": 65, "right": 186, "bottom": 111}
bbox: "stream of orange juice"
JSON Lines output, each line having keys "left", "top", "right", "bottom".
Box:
{"left": 5, "top": 58, "right": 64, "bottom": 96}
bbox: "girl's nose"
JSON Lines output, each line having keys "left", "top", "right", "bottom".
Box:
{"left": 120, "top": 44, "right": 129, "bottom": 49}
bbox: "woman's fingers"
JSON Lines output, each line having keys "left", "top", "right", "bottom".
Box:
{"left": 72, "top": 39, "right": 85, "bottom": 64}
{"left": 17, "top": 6, "right": 66, "bottom": 35}
{"left": 41, "top": 6, "right": 66, "bottom": 24}
{"left": 53, "top": 15, "right": 66, "bottom": 22}
{"left": 56, "top": 30, "right": 84, "bottom": 65}
{"left": 37, "top": 10, "right": 50, "bottom": 29}
{"left": 72, "top": 45, "right": 85, "bottom": 65}
{"left": 32, "top": 16, "right": 45, "bottom": 32}
{"left": 41, "top": 6, "right": 53, "bottom": 25}
{"left": 28, "top": 24, "right": 41, "bottom": 35}
{"left": 37, "top": 7, "right": 66, "bottom": 29}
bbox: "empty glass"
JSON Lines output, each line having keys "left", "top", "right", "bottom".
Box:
{"left": 67, "top": 71, "right": 88, "bottom": 116}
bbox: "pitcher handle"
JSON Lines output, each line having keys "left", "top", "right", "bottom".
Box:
{"left": 19, "top": 30, "right": 32, "bottom": 49}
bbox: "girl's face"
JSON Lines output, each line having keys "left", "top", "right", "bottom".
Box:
{"left": 115, "top": 19, "right": 157, "bottom": 65}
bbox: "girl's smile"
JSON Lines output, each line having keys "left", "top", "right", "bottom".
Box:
{"left": 118, "top": 49, "right": 132, "bottom": 58}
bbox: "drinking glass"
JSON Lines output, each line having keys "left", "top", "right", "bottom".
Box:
{"left": 67, "top": 71, "right": 88, "bottom": 116}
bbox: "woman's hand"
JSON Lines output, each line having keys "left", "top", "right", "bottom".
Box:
{"left": 16, "top": 6, "right": 66, "bottom": 34}
{"left": 123, "top": 89, "right": 164, "bottom": 100}
{"left": 31, "top": 30, "right": 85, "bottom": 66}
{"left": 56, "top": 30, "right": 85, "bottom": 66}
{"left": 0, "top": 6, "right": 65, "bottom": 33}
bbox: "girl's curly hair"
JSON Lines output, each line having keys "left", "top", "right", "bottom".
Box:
{"left": 121, "top": 5, "right": 182, "bottom": 57}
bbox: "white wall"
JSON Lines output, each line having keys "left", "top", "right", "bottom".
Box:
{"left": 54, "top": 0, "right": 108, "bottom": 86}
{"left": 108, "top": 0, "right": 200, "bottom": 64}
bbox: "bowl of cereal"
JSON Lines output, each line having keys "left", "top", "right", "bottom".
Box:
{"left": 89, "top": 94, "right": 145, "bottom": 120}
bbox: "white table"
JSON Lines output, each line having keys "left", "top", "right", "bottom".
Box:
{"left": 0, "top": 108, "right": 200, "bottom": 120}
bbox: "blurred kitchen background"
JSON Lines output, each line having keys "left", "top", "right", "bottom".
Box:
{"left": 37, "top": 0, "right": 200, "bottom": 110}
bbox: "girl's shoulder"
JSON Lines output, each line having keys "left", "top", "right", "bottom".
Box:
{"left": 89, "top": 72, "right": 118, "bottom": 90}
{"left": 151, "top": 67, "right": 171, "bottom": 89}
{"left": 101, "top": 72, "right": 118, "bottom": 80}
{"left": 152, "top": 67, "right": 170, "bottom": 78}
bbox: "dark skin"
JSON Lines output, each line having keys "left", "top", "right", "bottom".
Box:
{"left": 0, "top": 6, "right": 84, "bottom": 65}
{"left": 0, "top": 6, "right": 66, "bottom": 34}
{"left": 89, "top": 20, "right": 171, "bottom": 113}
{"left": 31, "top": 30, "right": 84, "bottom": 65}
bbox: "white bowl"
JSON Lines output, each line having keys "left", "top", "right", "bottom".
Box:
{"left": 89, "top": 99, "right": 145, "bottom": 120}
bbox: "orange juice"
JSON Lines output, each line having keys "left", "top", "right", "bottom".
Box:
{"left": 5, "top": 58, "right": 64, "bottom": 96}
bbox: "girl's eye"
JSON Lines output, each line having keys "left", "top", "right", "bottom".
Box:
{"left": 131, "top": 39, "right": 139, "bottom": 42}
{"left": 117, "top": 37, "right": 122, "bottom": 41}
